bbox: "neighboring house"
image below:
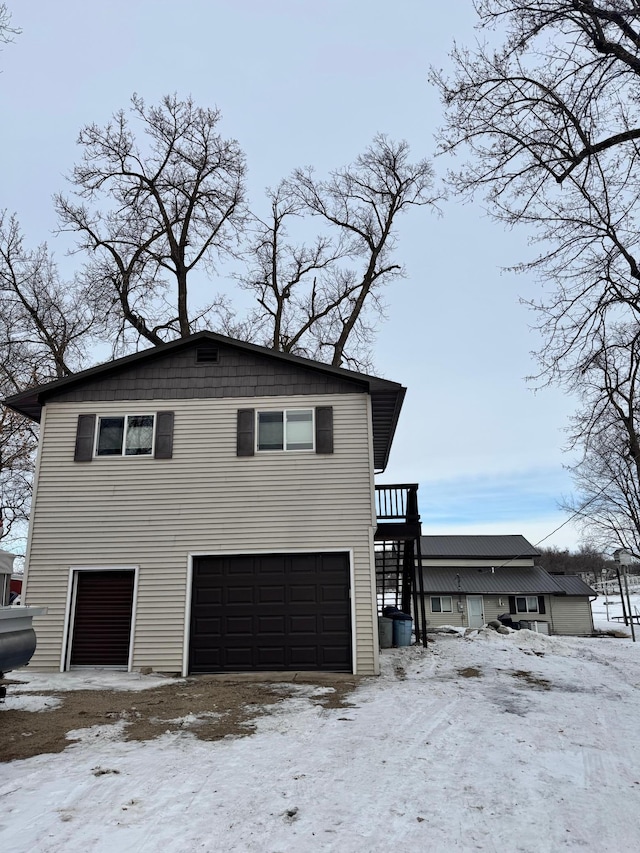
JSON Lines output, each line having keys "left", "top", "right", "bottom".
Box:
{"left": 4, "top": 331, "right": 409, "bottom": 676}
{"left": 420, "top": 535, "right": 596, "bottom": 636}
{"left": 0, "top": 549, "right": 18, "bottom": 606}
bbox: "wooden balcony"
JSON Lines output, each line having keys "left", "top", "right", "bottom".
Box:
{"left": 374, "top": 483, "right": 421, "bottom": 541}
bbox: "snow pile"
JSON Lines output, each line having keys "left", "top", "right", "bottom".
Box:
{"left": 2, "top": 632, "right": 640, "bottom": 852}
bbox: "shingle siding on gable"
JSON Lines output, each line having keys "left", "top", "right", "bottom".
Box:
{"left": 51, "top": 343, "right": 366, "bottom": 404}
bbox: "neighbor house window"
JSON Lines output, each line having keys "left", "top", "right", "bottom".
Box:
{"left": 96, "top": 415, "right": 155, "bottom": 457}
{"left": 515, "top": 596, "right": 539, "bottom": 613}
{"left": 257, "top": 409, "right": 314, "bottom": 451}
{"left": 430, "top": 596, "right": 453, "bottom": 613}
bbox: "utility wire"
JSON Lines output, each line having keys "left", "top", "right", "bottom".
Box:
{"left": 495, "top": 473, "right": 619, "bottom": 569}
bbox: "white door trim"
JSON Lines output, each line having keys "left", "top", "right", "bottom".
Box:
{"left": 466, "top": 595, "right": 485, "bottom": 629}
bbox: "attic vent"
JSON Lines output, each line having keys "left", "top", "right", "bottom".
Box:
{"left": 196, "top": 345, "right": 219, "bottom": 364}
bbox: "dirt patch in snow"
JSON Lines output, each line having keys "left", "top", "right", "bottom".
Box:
{"left": 510, "top": 669, "right": 552, "bottom": 690}
{"left": 0, "top": 674, "right": 359, "bottom": 763}
{"left": 457, "top": 667, "right": 482, "bottom": 678}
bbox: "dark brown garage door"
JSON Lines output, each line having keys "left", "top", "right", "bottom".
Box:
{"left": 69, "top": 570, "right": 135, "bottom": 668}
{"left": 189, "top": 552, "right": 351, "bottom": 673}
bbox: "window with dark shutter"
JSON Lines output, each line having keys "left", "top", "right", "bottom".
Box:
{"left": 508, "top": 595, "right": 516, "bottom": 614}
{"left": 74, "top": 414, "right": 96, "bottom": 462}
{"left": 237, "top": 409, "right": 255, "bottom": 456}
{"left": 154, "top": 411, "right": 175, "bottom": 459}
{"left": 315, "top": 406, "right": 333, "bottom": 454}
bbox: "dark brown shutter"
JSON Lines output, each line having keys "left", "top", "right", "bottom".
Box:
{"left": 538, "top": 596, "right": 546, "bottom": 614}
{"left": 237, "top": 409, "right": 255, "bottom": 456}
{"left": 315, "top": 406, "right": 333, "bottom": 454}
{"left": 508, "top": 595, "right": 516, "bottom": 614}
{"left": 154, "top": 411, "right": 175, "bottom": 459}
{"left": 74, "top": 414, "right": 96, "bottom": 462}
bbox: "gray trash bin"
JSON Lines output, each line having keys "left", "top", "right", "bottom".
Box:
{"left": 393, "top": 613, "right": 413, "bottom": 647}
{"left": 378, "top": 616, "right": 393, "bottom": 648}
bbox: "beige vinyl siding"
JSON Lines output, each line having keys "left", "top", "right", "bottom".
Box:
{"left": 424, "top": 595, "right": 505, "bottom": 630}
{"left": 548, "top": 596, "right": 594, "bottom": 636}
{"left": 423, "top": 595, "right": 551, "bottom": 631}
{"left": 24, "top": 393, "right": 378, "bottom": 674}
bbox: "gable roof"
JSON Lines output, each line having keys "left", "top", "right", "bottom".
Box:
{"left": 3, "top": 330, "right": 406, "bottom": 471}
{"left": 420, "top": 534, "right": 540, "bottom": 560}
{"left": 422, "top": 565, "right": 567, "bottom": 596}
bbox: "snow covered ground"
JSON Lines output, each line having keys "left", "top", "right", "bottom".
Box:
{"left": 2, "top": 623, "right": 640, "bottom": 852}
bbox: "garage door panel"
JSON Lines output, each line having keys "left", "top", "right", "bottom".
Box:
{"left": 226, "top": 647, "right": 254, "bottom": 667}
{"left": 289, "top": 646, "right": 318, "bottom": 666}
{"left": 289, "top": 585, "right": 317, "bottom": 603}
{"left": 258, "top": 585, "right": 286, "bottom": 604}
{"left": 257, "top": 647, "right": 286, "bottom": 667}
{"left": 190, "top": 552, "right": 351, "bottom": 673}
{"left": 290, "top": 615, "right": 317, "bottom": 634}
{"left": 70, "top": 570, "right": 134, "bottom": 668}
{"left": 321, "top": 614, "right": 350, "bottom": 633}
{"left": 227, "top": 586, "right": 254, "bottom": 605}
{"left": 225, "top": 616, "right": 254, "bottom": 635}
{"left": 258, "top": 616, "right": 286, "bottom": 634}
{"left": 196, "top": 588, "right": 223, "bottom": 606}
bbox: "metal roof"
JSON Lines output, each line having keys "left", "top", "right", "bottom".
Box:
{"left": 421, "top": 565, "right": 567, "bottom": 595}
{"left": 420, "top": 534, "right": 540, "bottom": 560}
{"left": 3, "top": 330, "right": 406, "bottom": 472}
{"left": 548, "top": 574, "right": 597, "bottom": 596}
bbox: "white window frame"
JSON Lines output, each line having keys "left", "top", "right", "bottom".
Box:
{"left": 430, "top": 595, "right": 453, "bottom": 613}
{"left": 256, "top": 408, "right": 315, "bottom": 452}
{"left": 516, "top": 595, "right": 539, "bottom": 613}
{"left": 94, "top": 414, "right": 156, "bottom": 458}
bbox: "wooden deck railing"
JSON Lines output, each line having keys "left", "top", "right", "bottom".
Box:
{"left": 375, "top": 484, "right": 420, "bottom": 524}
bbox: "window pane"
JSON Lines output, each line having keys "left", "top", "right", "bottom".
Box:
{"left": 97, "top": 417, "right": 124, "bottom": 456}
{"left": 285, "top": 410, "right": 313, "bottom": 450}
{"left": 258, "top": 411, "right": 283, "bottom": 450}
{"left": 431, "top": 597, "right": 442, "bottom": 613}
{"left": 516, "top": 597, "right": 527, "bottom": 613}
{"left": 527, "top": 596, "right": 538, "bottom": 612}
{"left": 125, "top": 415, "right": 154, "bottom": 456}
{"left": 442, "top": 596, "right": 452, "bottom": 613}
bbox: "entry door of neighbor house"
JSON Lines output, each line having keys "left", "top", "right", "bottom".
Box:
{"left": 68, "top": 569, "right": 135, "bottom": 669}
{"left": 466, "top": 595, "right": 485, "bottom": 629}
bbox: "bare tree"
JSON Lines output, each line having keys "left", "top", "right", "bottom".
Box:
{"left": 56, "top": 94, "right": 247, "bottom": 349}
{"left": 537, "top": 545, "right": 612, "bottom": 583}
{"left": 287, "top": 136, "right": 437, "bottom": 367}
{"left": 432, "top": 1, "right": 640, "bottom": 544}
{"left": 432, "top": 1, "right": 640, "bottom": 379}
{"left": 0, "top": 213, "right": 98, "bottom": 542}
{"left": 558, "top": 326, "right": 640, "bottom": 555}
{"left": 235, "top": 181, "right": 352, "bottom": 358}
{"left": 0, "top": 3, "right": 19, "bottom": 47}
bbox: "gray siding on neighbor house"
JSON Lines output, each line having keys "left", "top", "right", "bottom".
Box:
{"left": 51, "top": 342, "right": 366, "bottom": 404}
{"left": 23, "top": 393, "right": 379, "bottom": 675}
{"left": 424, "top": 595, "right": 545, "bottom": 630}
{"left": 423, "top": 591, "right": 594, "bottom": 636}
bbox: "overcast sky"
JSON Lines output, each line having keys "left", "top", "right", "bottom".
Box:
{"left": 1, "top": 0, "right": 584, "bottom": 550}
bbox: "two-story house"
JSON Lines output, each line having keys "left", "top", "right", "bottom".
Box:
{"left": 4, "top": 331, "right": 409, "bottom": 676}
